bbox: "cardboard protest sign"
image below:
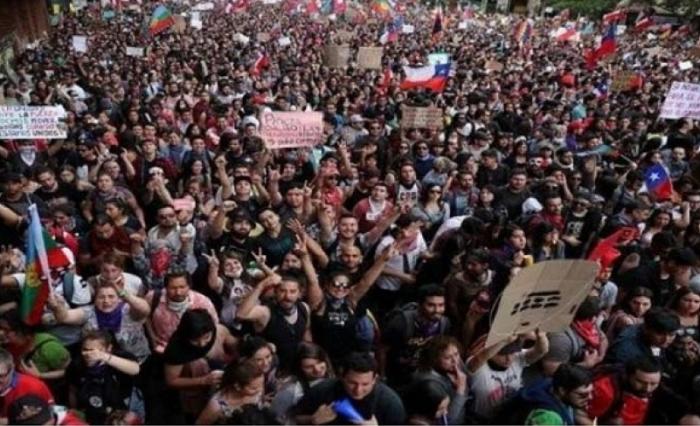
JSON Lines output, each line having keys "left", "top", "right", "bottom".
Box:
{"left": 173, "top": 15, "right": 187, "bottom": 33}
{"left": 324, "top": 45, "right": 351, "bottom": 68}
{"left": 610, "top": 71, "right": 638, "bottom": 92}
{"left": 260, "top": 111, "right": 323, "bottom": 149}
{"left": 336, "top": 30, "right": 354, "bottom": 43}
{"left": 72, "top": 35, "right": 88, "bottom": 53}
{"left": 401, "top": 105, "right": 444, "bottom": 130}
{"left": 126, "top": 46, "right": 145, "bottom": 57}
{"left": 357, "top": 47, "right": 382, "bottom": 69}
{"left": 257, "top": 32, "right": 270, "bottom": 43}
{"left": 660, "top": 82, "right": 700, "bottom": 120}
{"left": 485, "top": 60, "right": 504, "bottom": 72}
{"left": 0, "top": 106, "right": 67, "bottom": 139}
{"left": 485, "top": 260, "right": 599, "bottom": 347}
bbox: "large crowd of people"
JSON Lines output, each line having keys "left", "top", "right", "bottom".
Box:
{"left": 0, "top": 0, "right": 700, "bottom": 424}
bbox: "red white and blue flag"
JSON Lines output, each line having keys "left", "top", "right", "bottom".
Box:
{"left": 400, "top": 62, "right": 451, "bottom": 92}
{"left": 644, "top": 164, "right": 673, "bottom": 200}
{"left": 585, "top": 24, "right": 616, "bottom": 68}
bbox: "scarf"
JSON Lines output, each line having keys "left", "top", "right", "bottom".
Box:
{"left": 95, "top": 304, "right": 124, "bottom": 333}
{"left": 571, "top": 319, "right": 601, "bottom": 349}
{"left": 167, "top": 297, "right": 190, "bottom": 315}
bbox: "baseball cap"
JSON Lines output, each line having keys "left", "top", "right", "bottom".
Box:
{"left": 8, "top": 394, "right": 53, "bottom": 425}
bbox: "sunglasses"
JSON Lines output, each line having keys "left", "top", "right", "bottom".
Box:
{"left": 331, "top": 281, "right": 350, "bottom": 289}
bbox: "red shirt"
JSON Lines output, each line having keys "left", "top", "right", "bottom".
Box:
{"left": 588, "top": 375, "right": 649, "bottom": 425}
{"left": 0, "top": 372, "right": 54, "bottom": 417}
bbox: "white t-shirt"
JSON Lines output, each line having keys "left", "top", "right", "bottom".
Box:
{"left": 374, "top": 233, "right": 427, "bottom": 292}
{"left": 469, "top": 351, "right": 529, "bottom": 419}
{"left": 12, "top": 273, "right": 91, "bottom": 306}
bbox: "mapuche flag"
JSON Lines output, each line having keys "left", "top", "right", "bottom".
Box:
{"left": 148, "top": 5, "right": 175, "bottom": 36}
{"left": 21, "top": 205, "right": 70, "bottom": 325}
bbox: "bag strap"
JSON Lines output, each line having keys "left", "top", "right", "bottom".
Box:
{"left": 149, "top": 288, "right": 162, "bottom": 320}
{"left": 62, "top": 272, "right": 75, "bottom": 308}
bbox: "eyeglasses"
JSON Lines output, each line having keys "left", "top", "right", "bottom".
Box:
{"left": 331, "top": 281, "right": 350, "bottom": 289}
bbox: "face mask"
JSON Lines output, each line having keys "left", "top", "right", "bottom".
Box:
{"left": 18, "top": 146, "right": 35, "bottom": 154}
{"left": 167, "top": 297, "right": 190, "bottom": 315}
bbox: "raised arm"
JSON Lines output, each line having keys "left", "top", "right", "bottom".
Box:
{"left": 236, "top": 274, "right": 280, "bottom": 331}
{"left": 348, "top": 243, "right": 395, "bottom": 307}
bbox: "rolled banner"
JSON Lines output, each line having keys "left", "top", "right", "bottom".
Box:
{"left": 333, "top": 398, "right": 365, "bottom": 424}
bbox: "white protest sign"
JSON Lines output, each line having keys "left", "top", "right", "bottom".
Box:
{"left": 0, "top": 106, "right": 67, "bottom": 139}
{"left": 126, "top": 46, "right": 145, "bottom": 57}
{"left": 192, "top": 1, "right": 215, "bottom": 11}
{"left": 191, "top": 12, "right": 202, "bottom": 29}
{"left": 485, "top": 260, "right": 598, "bottom": 347}
{"left": 616, "top": 25, "right": 626, "bottom": 35}
{"left": 401, "top": 24, "right": 415, "bottom": 34}
{"left": 72, "top": 35, "right": 88, "bottom": 53}
{"left": 260, "top": 112, "right": 323, "bottom": 149}
{"left": 679, "top": 61, "right": 693, "bottom": 71}
{"left": 660, "top": 82, "right": 700, "bottom": 120}
{"left": 458, "top": 21, "right": 468, "bottom": 30}
{"left": 278, "top": 36, "right": 292, "bottom": 47}
{"left": 233, "top": 33, "right": 250, "bottom": 45}
{"left": 428, "top": 53, "right": 450, "bottom": 65}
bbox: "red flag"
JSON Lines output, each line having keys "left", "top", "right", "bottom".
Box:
{"left": 635, "top": 14, "right": 654, "bottom": 32}
{"left": 588, "top": 226, "right": 639, "bottom": 270}
{"left": 250, "top": 53, "right": 269, "bottom": 76}
{"left": 602, "top": 9, "right": 626, "bottom": 25}
{"left": 585, "top": 25, "right": 616, "bottom": 68}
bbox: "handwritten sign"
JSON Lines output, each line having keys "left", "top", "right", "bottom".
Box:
{"left": 125, "top": 46, "right": 145, "bottom": 57}
{"left": 660, "top": 82, "right": 700, "bottom": 120}
{"left": 0, "top": 106, "right": 67, "bottom": 139}
{"left": 357, "top": 47, "right": 382, "bottom": 69}
{"left": 72, "top": 35, "right": 88, "bottom": 53}
{"left": 610, "top": 71, "right": 638, "bottom": 92}
{"left": 324, "top": 45, "right": 351, "bottom": 68}
{"left": 260, "top": 112, "right": 323, "bottom": 149}
{"left": 336, "top": 30, "right": 354, "bottom": 43}
{"left": 401, "top": 105, "right": 444, "bottom": 130}
{"left": 485, "top": 260, "right": 598, "bottom": 347}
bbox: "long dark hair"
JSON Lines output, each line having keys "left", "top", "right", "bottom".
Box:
{"left": 162, "top": 309, "right": 216, "bottom": 365}
{"left": 293, "top": 343, "right": 333, "bottom": 390}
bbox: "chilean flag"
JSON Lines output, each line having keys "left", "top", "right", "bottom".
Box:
{"left": 644, "top": 164, "right": 673, "bottom": 200}
{"left": 400, "top": 63, "right": 451, "bottom": 92}
{"left": 585, "top": 25, "right": 616, "bottom": 68}
{"left": 250, "top": 53, "right": 269, "bottom": 76}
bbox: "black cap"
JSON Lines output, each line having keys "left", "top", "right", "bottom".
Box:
{"left": 667, "top": 247, "right": 697, "bottom": 267}
{"left": 8, "top": 395, "right": 53, "bottom": 425}
{"left": 644, "top": 307, "right": 680, "bottom": 333}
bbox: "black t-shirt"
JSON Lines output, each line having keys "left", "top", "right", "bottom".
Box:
{"left": 295, "top": 378, "right": 406, "bottom": 425}
{"left": 65, "top": 350, "right": 137, "bottom": 425}
{"left": 495, "top": 187, "right": 530, "bottom": 220}
{"left": 253, "top": 229, "right": 295, "bottom": 268}
{"left": 34, "top": 182, "right": 83, "bottom": 209}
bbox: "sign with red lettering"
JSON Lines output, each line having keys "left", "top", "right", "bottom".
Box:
{"left": 260, "top": 112, "right": 323, "bottom": 149}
